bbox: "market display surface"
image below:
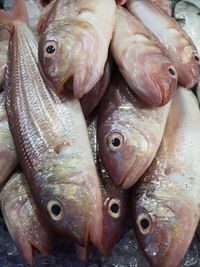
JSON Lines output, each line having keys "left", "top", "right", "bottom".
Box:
{"left": 1, "top": 0, "right": 200, "bottom": 266}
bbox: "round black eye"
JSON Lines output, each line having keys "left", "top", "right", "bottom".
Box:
{"left": 194, "top": 55, "right": 200, "bottom": 62}
{"left": 108, "top": 198, "right": 121, "bottom": 218}
{"left": 47, "top": 200, "right": 63, "bottom": 221}
{"left": 51, "top": 204, "right": 61, "bottom": 216}
{"left": 110, "top": 203, "right": 120, "bottom": 214}
{"left": 137, "top": 213, "right": 151, "bottom": 235}
{"left": 112, "top": 138, "right": 121, "bottom": 147}
{"left": 140, "top": 218, "right": 150, "bottom": 230}
{"left": 168, "top": 67, "right": 176, "bottom": 76}
{"left": 107, "top": 133, "right": 123, "bottom": 152}
{"left": 46, "top": 45, "right": 56, "bottom": 54}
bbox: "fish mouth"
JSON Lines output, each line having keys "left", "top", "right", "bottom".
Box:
{"left": 43, "top": 179, "right": 102, "bottom": 247}
{"left": 119, "top": 133, "right": 150, "bottom": 189}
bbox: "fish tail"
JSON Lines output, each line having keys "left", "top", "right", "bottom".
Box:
{"left": 0, "top": 0, "right": 28, "bottom": 31}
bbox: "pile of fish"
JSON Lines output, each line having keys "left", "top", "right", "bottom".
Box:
{"left": 0, "top": 0, "right": 200, "bottom": 266}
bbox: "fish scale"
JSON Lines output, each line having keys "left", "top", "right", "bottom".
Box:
{"left": 5, "top": 24, "right": 72, "bottom": 168}
{"left": 132, "top": 87, "right": 200, "bottom": 267}
{"left": 38, "top": 0, "right": 116, "bottom": 98}
{"left": 1, "top": 0, "right": 102, "bottom": 248}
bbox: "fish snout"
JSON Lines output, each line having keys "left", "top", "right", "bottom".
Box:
{"left": 134, "top": 198, "right": 199, "bottom": 267}
{"left": 178, "top": 48, "right": 200, "bottom": 88}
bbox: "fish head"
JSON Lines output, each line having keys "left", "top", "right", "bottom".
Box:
{"left": 1, "top": 172, "right": 54, "bottom": 265}
{"left": 132, "top": 182, "right": 199, "bottom": 267}
{"left": 34, "top": 157, "right": 102, "bottom": 247}
{"left": 97, "top": 85, "right": 152, "bottom": 189}
{"left": 88, "top": 117, "right": 128, "bottom": 255}
{"left": 177, "top": 44, "right": 200, "bottom": 88}
{"left": 38, "top": 19, "right": 101, "bottom": 98}
{"left": 99, "top": 121, "right": 149, "bottom": 186}
{"left": 175, "top": 0, "right": 200, "bottom": 24}
{"left": 139, "top": 53, "right": 178, "bottom": 106}
{"left": 122, "top": 43, "right": 178, "bottom": 106}
{"left": 98, "top": 173, "right": 128, "bottom": 254}
{"left": 38, "top": 26, "right": 75, "bottom": 94}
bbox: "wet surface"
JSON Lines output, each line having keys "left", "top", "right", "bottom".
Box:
{"left": 0, "top": 212, "right": 200, "bottom": 267}
{"left": 1, "top": 0, "right": 200, "bottom": 266}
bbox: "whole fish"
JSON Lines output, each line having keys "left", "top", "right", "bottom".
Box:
{"left": 126, "top": 0, "right": 200, "bottom": 89}
{"left": 0, "top": 93, "right": 17, "bottom": 185}
{"left": 88, "top": 118, "right": 128, "bottom": 255}
{"left": 111, "top": 7, "right": 177, "bottom": 107}
{"left": 175, "top": 0, "right": 200, "bottom": 55}
{"left": 149, "top": 0, "right": 172, "bottom": 16}
{"left": 132, "top": 87, "right": 200, "bottom": 267}
{"left": 38, "top": 0, "right": 116, "bottom": 99}
{"left": 97, "top": 74, "right": 170, "bottom": 189}
{"left": 80, "top": 58, "right": 112, "bottom": 118}
{"left": 0, "top": 0, "right": 102, "bottom": 248}
{"left": 0, "top": 171, "right": 55, "bottom": 265}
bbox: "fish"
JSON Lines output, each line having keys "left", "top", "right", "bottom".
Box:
{"left": 97, "top": 74, "right": 170, "bottom": 189}
{"left": 126, "top": 0, "right": 200, "bottom": 89}
{"left": 37, "top": 0, "right": 56, "bottom": 34}
{"left": 0, "top": 92, "right": 17, "bottom": 185}
{"left": 0, "top": 28, "right": 9, "bottom": 88}
{"left": 148, "top": 0, "right": 172, "bottom": 16}
{"left": 132, "top": 86, "right": 200, "bottom": 267}
{"left": 38, "top": 0, "right": 116, "bottom": 99}
{"left": 0, "top": 0, "right": 102, "bottom": 248}
{"left": 88, "top": 117, "right": 128, "bottom": 255}
{"left": 0, "top": 171, "right": 55, "bottom": 265}
{"left": 80, "top": 58, "right": 112, "bottom": 118}
{"left": 111, "top": 6, "right": 177, "bottom": 107}
{"left": 175, "top": 0, "right": 200, "bottom": 55}
{"left": 174, "top": 1, "right": 200, "bottom": 106}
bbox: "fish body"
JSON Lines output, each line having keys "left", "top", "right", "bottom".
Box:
{"left": 111, "top": 7, "right": 177, "bottom": 107}
{"left": 97, "top": 74, "right": 170, "bottom": 189}
{"left": 38, "top": 0, "right": 116, "bottom": 98}
{"left": 149, "top": 0, "right": 172, "bottom": 15}
{"left": 132, "top": 87, "right": 200, "bottom": 267}
{"left": 0, "top": 172, "right": 55, "bottom": 264}
{"left": 127, "top": 0, "right": 200, "bottom": 88}
{"left": 1, "top": 0, "right": 102, "bottom": 248}
{"left": 175, "top": 0, "right": 200, "bottom": 55}
{"left": 88, "top": 118, "right": 128, "bottom": 255}
{"left": 80, "top": 58, "right": 112, "bottom": 118}
{"left": 0, "top": 93, "right": 17, "bottom": 185}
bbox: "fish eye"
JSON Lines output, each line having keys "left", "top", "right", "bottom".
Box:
{"left": 168, "top": 66, "right": 176, "bottom": 76}
{"left": 194, "top": 55, "right": 200, "bottom": 62}
{"left": 47, "top": 200, "right": 63, "bottom": 221}
{"left": 44, "top": 41, "right": 57, "bottom": 57}
{"left": 107, "top": 132, "right": 123, "bottom": 152}
{"left": 137, "top": 213, "right": 152, "bottom": 235}
{"left": 108, "top": 198, "right": 121, "bottom": 218}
